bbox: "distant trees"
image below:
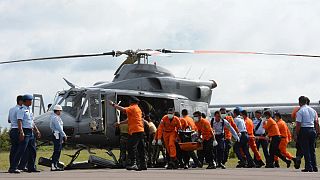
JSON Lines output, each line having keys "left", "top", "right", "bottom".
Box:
{"left": 0, "top": 127, "right": 10, "bottom": 152}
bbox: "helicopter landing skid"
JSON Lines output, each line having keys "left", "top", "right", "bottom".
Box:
{"left": 106, "top": 148, "right": 118, "bottom": 165}
{"left": 64, "top": 144, "right": 96, "bottom": 170}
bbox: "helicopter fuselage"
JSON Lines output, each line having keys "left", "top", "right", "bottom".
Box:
{"left": 34, "top": 64, "right": 217, "bottom": 149}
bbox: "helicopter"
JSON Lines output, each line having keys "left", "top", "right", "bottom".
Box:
{"left": 2, "top": 48, "right": 320, "bottom": 169}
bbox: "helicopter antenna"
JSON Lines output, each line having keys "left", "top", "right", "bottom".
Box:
{"left": 184, "top": 66, "right": 192, "bottom": 79}
{"left": 199, "top": 69, "right": 206, "bottom": 79}
{"left": 63, "top": 78, "right": 76, "bottom": 88}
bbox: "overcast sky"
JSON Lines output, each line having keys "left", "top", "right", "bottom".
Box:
{"left": 1, "top": 0, "right": 320, "bottom": 128}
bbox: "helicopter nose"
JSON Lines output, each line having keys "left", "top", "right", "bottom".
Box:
{"left": 34, "top": 112, "right": 76, "bottom": 141}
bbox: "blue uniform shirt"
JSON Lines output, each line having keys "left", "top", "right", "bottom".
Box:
{"left": 296, "top": 105, "right": 317, "bottom": 128}
{"left": 50, "top": 113, "right": 66, "bottom": 137}
{"left": 17, "top": 105, "right": 34, "bottom": 129}
{"left": 8, "top": 105, "right": 21, "bottom": 128}
{"left": 253, "top": 118, "right": 266, "bottom": 135}
{"left": 234, "top": 115, "right": 247, "bottom": 133}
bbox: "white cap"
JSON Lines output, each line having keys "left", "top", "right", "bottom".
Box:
{"left": 53, "top": 105, "right": 63, "bottom": 111}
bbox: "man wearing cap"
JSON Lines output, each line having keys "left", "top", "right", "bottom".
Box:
{"left": 10, "top": 94, "right": 41, "bottom": 173}
{"left": 8, "top": 95, "right": 23, "bottom": 172}
{"left": 296, "top": 96, "right": 318, "bottom": 172}
{"left": 110, "top": 96, "right": 146, "bottom": 171}
{"left": 50, "top": 105, "right": 67, "bottom": 171}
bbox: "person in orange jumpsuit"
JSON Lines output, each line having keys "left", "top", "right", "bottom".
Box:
{"left": 273, "top": 112, "right": 297, "bottom": 167}
{"left": 241, "top": 110, "right": 265, "bottom": 168}
{"left": 193, "top": 111, "right": 217, "bottom": 169}
{"left": 263, "top": 111, "right": 291, "bottom": 168}
{"left": 110, "top": 96, "right": 146, "bottom": 171}
{"left": 157, "top": 108, "right": 182, "bottom": 169}
{"left": 179, "top": 109, "right": 201, "bottom": 169}
{"left": 220, "top": 108, "right": 239, "bottom": 165}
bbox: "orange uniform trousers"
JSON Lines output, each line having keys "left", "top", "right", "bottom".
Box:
{"left": 248, "top": 137, "right": 262, "bottom": 161}
{"left": 275, "top": 138, "right": 293, "bottom": 161}
{"left": 163, "top": 131, "right": 177, "bottom": 158}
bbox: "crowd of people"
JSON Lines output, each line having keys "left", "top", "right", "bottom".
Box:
{"left": 6, "top": 94, "right": 319, "bottom": 173}
{"left": 110, "top": 95, "right": 319, "bottom": 172}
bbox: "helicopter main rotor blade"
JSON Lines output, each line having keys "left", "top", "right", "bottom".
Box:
{"left": 159, "top": 49, "right": 320, "bottom": 59}
{"left": 0, "top": 51, "right": 116, "bottom": 65}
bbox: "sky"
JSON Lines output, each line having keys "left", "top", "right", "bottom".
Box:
{"left": 1, "top": 0, "right": 320, "bottom": 128}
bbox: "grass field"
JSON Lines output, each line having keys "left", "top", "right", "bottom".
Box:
{"left": 0, "top": 147, "right": 318, "bottom": 171}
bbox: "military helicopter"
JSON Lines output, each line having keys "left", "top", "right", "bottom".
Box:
{"left": 1, "top": 48, "right": 320, "bottom": 169}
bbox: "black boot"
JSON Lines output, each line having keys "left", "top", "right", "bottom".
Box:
{"left": 274, "top": 161, "right": 280, "bottom": 168}
{"left": 126, "top": 162, "right": 140, "bottom": 171}
{"left": 286, "top": 159, "right": 291, "bottom": 168}
{"left": 293, "top": 157, "right": 300, "bottom": 169}
{"left": 206, "top": 163, "right": 216, "bottom": 169}
{"left": 256, "top": 160, "right": 265, "bottom": 168}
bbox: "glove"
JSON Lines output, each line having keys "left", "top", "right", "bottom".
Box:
{"left": 157, "top": 140, "right": 162, "bottom": 146}
{"left": 235, "top": 136, "right": 240, "bottom": 142}
{"left": 212, "top": 140, "right": 218, "bottom": 147}
{"left": 152, "top": 139, "right": 156, "bottom": 145}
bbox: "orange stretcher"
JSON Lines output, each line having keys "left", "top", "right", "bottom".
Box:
{"left": 178, "top": 142, "right": 202, "bottom": 151}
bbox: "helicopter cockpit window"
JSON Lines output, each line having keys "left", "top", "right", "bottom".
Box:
{"left": 81, "top": 94, "right": 100, "bottom": 118}
{"left": 54, "top": 91, "right": 84, "bottom": 117}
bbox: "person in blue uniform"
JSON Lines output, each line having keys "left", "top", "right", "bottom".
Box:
{"left": 9, "top": 94, "right": 41, "bottom": 173}
{"left": 8, "top": 95, "right": 23, "bottom": 172}
{"left": 50, "top": 105, "right": 67, "bottom": 171}
{"left": 296, "top": 96, "right": 318, "bottom": 172}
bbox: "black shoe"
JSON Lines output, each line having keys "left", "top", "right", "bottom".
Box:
{"left": 236, "top": 162, "right": 246, "bottom": 168}
{"left": 206, "top": 164, "right": 216, "bottom": 169}
{"left": 265, "top": 164, "right": 275, "bottom": 168}
{"left": 286, "top": 160, "right": 291, "bottom": 168}
{"left": 292, "top": 158, "right": 298, "bottom": 169}
{"left": 18, "top": 168, "right": 28, "bottom": 172}
{"left": 301, "top": 169, "right": 313, "bottom": 172}
{"left": 219, "top": 164, "right": 226, "bottom": 169}
{"left": 313, "top": 167, "right": 318, "bottom": 172}
{"left": 139, "top": 165, "right": 147, "bottom": 171}
{"left": 27, "top": 169, "right": 40, "bottom": 173}
{"left": 8, "top": 169, "right": 21, "bottom": 174}
{"left": 294, "top": 158, "right": 301, "bottom": 169}
{"left": 166, "top": 163, "right": 173, "bottom": 170}
{"left": 126, "top": 164, "right": 139, "bottom": 171}
{"left": 256, "top": 160, "right": 265, "bottom": 168}
{"left": 247, "top": 163, "right": 256, "bottom": 168}
{"left": 184, "top": 164, "right": 189, "bottom": 169}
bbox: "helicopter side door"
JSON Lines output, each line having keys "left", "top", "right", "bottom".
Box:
{"left": 77, "top": 90, "right": 104, "bottom": 134}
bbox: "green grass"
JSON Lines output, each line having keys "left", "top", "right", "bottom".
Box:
{"left": 0, "top": 148, "right": 318, "bottom": 171}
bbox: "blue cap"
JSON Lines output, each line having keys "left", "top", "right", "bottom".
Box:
{"left": 235, "top": 106, "right": 243, "bottom": 112}
{"left": 23, "top": 94, "right": 33, "bottom": 101}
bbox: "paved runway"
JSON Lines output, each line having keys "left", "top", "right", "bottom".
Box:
{"left": 1, "top": 168, "right": 320, "bottom": 180}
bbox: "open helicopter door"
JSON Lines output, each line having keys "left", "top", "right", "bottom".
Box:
{"left": 104, "top": 92, "right": 118, "bottom": 143}
{"left": 77, "top": 90, "right": 104, "bottom": 134}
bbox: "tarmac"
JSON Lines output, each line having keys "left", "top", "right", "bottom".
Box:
{"left": 0, "top": 168, "right": 320, "bottom": 180}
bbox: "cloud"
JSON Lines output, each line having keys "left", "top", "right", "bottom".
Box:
{"left": 1, "top": 0, "right": 320, "bottom": 128}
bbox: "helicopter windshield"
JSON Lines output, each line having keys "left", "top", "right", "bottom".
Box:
{"left": 53, "top": 91, "right": 84, "bottom": 117}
